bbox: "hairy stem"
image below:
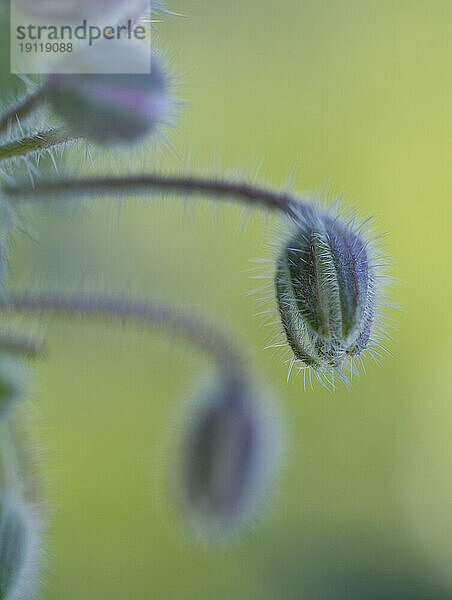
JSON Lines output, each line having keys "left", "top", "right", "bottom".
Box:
{"left": 0, "top": 291, "right": 242, "bottom": 373}
{"left": 0, "top": 128, "right": 78, "bottom": 162}
{"left": 0, "top": 89, "right": 45, "bottom": 136}
{"left": 3, "top": 173, "right": 308, "bottom": 215}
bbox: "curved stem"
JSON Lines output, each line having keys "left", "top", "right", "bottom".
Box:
{"left": 0, "top": 127, "right": 78, "bottom": 162}
{"left": 0, "top": 290, "right": 243, "bottom": 374}
{"left": 0, "top": 89, "right": 45, "bottom": 136}
{"left": 2, "top": 173, "right": 309, "bottom": 216}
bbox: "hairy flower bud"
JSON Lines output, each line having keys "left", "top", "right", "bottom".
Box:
{"left": 45, "top": 47, "right": 171, "bottom": 145}
{"left": 175, "top": 374, "right": 283, "bottom": 541}
{"left": 275, "top": 205, "right": 386, "bottom": 385}
{"left": 0, "top": 495, "right": 40, "bottom": 600}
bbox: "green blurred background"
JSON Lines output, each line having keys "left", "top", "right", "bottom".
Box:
{"left": 2, "top": 0, "right": 452, "bottom": 598}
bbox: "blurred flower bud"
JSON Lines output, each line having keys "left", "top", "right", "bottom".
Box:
{"left": 0, "top": 495, "right": 40, "bottom": 600}
{"left": 175, "top": 374, "right": 283, "bottom": 541}
{"left": 0, "top": 354, "right": 27, "bottom": 418}
{"left": 45, "top": 47, "right": 171, "bottom": 145}
{"left": 275, "top": 205, "right": 384, "bottom": 382}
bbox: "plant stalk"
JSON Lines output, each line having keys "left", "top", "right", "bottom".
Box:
{"left": 0, "top": 89, "right": 45, "bottom": 136}
{"left": 0, "top": 127, "right": 77, "bottom": 162}
{"left": 3, "top": 173, "right": 309, "bottom": 216}
{"left": 0, "top": 290, "right": 243, "bottom": 374}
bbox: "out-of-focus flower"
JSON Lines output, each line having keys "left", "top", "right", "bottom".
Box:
{"left": 175, "top": 373, "right": 283, "bottom": 542}
{"left": 45, "top": 46, "right": 171, "bottom": 145}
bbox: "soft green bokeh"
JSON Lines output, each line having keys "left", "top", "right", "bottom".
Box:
{"left": 3, "top": 0, "right": 452, "bottom": 598}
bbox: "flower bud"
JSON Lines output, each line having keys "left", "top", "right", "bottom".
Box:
{"left": 45, "top": 47, "right": 171, "bottom": 145}
{"left": 175, "top": 374, "right": 283, "bottom": 541}
{"left": 275, "top": 205, "right": 381, "bottom": 382}
{"left": 0, "top": 495, "right": 40, "bottom": 600}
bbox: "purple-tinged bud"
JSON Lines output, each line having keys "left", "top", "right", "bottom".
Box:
{"left": 0, "top": 495, "right": 41, "bottom": 600}
{"left": 175, "top": 374, "right": 283, "bottom": 541}
{"left": 275, "top": 204, "right": 387, "bottom": 385}
{"left": 45, "top": 47, "right": 171, "bottom": 146}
